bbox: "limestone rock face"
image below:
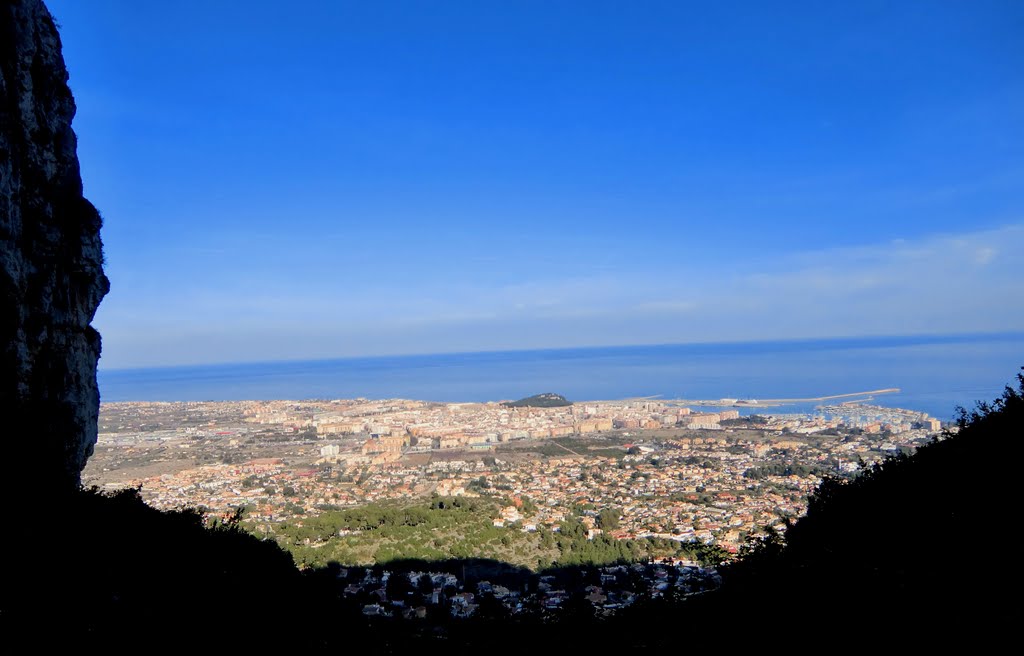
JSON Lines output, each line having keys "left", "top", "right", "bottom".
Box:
{"left": 1, "top": 0, "right": 109, "bottom": 490}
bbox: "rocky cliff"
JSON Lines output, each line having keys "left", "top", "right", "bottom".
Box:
{"left": 1, "top": 0, "right": 108, "bottom": 490}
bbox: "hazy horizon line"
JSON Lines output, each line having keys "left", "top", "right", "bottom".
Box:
{"left": 98, "top": 329, "right": 1024, "bottom": 374}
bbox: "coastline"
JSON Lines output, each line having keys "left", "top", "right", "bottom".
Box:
{"left": 98, "top": 333, "right": 1023, "bottom": 419}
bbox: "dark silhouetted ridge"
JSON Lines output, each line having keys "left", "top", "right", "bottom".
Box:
{"left": 645, "top": 368, "right": 1023, "bottom": 645}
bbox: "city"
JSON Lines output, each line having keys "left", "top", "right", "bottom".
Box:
{"left": 88, "top": 396, "right": 944, "bottom": 552}
{"left": 83, "top": 395, "right": 947, "bottom": 618}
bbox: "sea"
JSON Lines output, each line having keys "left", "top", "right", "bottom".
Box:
{"left": 98, "top": 333, "right": 1024, "bottom": 421}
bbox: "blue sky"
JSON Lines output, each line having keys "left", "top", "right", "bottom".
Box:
{"left": 47, "top": 0, "right": 1024, "bottom": 368}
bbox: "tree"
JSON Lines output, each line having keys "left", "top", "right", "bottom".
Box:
{"left": 597, "top": 507, "right": 621, "bottom": 530}
{"left": 559, "top": 516, "right": 585, "bottom": 540}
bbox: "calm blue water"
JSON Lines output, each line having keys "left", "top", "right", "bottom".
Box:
{"left": 99, "top": 333, "right": 1024, "bottom": 421}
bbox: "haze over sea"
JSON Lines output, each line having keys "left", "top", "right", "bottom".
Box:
{"left": 98, "top": 333, "right": 1023, "bottom": 421}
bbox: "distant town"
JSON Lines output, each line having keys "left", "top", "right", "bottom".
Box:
{"left": 88, "top": 394, "right": 944, "bottom": 551}
{"left": 84, "top": 394, "right": 949, "bottom": 618}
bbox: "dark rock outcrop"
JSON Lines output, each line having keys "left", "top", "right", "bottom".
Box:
{"left": 1, "top": 0, "right": 108, "bottom": 490}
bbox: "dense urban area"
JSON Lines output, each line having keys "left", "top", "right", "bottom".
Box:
{"left": 85, "top": 395, "right": 947, "bottom": 619}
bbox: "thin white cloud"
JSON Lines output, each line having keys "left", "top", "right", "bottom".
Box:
{"left": 974, "top": 246, "right": 997, "bottom": 265}
{"left": 97, "top": 223, "right": 1024, "bottom": 367}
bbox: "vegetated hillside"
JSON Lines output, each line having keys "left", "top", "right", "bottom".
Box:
{"left": 267, "top": 495, "right": 725, "bottom": 571}
{"left": 501, "top": 392, "right": 572, "bottom": 408}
